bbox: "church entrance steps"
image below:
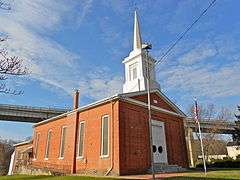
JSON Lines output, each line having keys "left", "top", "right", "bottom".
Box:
{"left": 148, "top": 163, "right": 187, "bottom": 173}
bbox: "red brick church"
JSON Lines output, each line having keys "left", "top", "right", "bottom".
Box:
{"left": 11, "top": 11, "right": 188, "bottom": 175}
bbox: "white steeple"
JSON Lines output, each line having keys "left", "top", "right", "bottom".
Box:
{"left": 133, "top": 11, "right": 142, "bottom": 50}
{"left": 122, "top": 11, "right": 160, "bottom": 93}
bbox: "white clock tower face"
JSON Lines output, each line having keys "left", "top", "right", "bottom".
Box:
{"left": 122, "top": 11, "right": 160, "bottom": 93}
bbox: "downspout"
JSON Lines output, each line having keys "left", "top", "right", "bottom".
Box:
{"left": 105, "top": 98, "right": 116, "bottom": 176}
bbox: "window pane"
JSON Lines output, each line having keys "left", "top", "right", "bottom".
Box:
{"left": 102, "top": 116, "right": 109, "bottom": 156}
{"left": 60, "top": 127, "right": 66, "bottom": 158}
{"left": 45, "top": 130, "right": 51, "bottom": 159}
{"left": 78, "top": 123, "right": 85, "bottom": 157}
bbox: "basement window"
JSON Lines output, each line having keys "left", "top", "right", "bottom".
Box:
{"left": 34, "top": 133, "right": 40, "bottom": 160}
{"left": 77, "top": 122, "right": 85, "bottom": 158}
{"left": 44, "top": 129, "right": 52, "bottom": 160}
{"left": 101, "top": 115, "right": 109, "bottom": 157}
{"left": 59, "top": 126, "right": 67, "bottom": 159}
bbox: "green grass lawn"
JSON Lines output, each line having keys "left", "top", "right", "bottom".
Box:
{"left": 0, "top": 169, "right": 240, "bottom": 180}
{"left": 166, "top": 169, "right": 240, "bottom": 180}
{"left": 0, "top": 175, "right": 121, "bottom": 180}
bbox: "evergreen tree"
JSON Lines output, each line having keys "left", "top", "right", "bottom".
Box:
{"left": 235, "top": 106, "right": 240, "bottom": 120}
{"left": 233, "top": 106, "right": 240, "bottom": 144}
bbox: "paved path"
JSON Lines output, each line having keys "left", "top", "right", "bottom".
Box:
{"left": 120, "top": 172, "right": 187, "bottom": 179}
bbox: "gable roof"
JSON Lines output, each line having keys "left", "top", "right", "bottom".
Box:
{"left": 119, "top": 89, "right": 186, "bottom": 116}
{"left": 33, "top": 89, "right": 185, "bottom": 127}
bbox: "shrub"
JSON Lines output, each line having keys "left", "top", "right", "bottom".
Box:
{"left": 236, "top": 154, "right": 240, "bottom": 160}
{"left": 196, "top": 158, "right": 240, "bottom": 168}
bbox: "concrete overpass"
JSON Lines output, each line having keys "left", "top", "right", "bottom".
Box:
{"left": 0, "top": 104, "right": 69, "bottom": 123}
{"left": 184, "top": 118, "right": 237, "bottom": 134}
{"left": 0, "top": 104, "right": 237, "bottom": 139}
{"left": 0, "top": 104, "right": 237, "bottom": 133}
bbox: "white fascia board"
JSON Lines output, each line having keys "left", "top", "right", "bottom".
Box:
{"left": 119, "top": 89, "right": 186, "bottom": 116}
{"left": 14, "top": 140, "right": 32, "bottom": 147}
{"left": 33, "top": 111, "right": 71, "bottom": 127}
{"left": 121, "top": 97, "right": 185, "bottom": 118}
{"left": 33, "top": 95, "right": 120, "bottom": 127}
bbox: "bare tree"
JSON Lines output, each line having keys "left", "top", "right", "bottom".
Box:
{"left": 0, "top": 1, "right": 27, "bottom": 95}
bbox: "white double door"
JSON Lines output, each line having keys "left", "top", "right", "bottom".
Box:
{"left": 151, "top": 120, "right": 168, "bottom": 164}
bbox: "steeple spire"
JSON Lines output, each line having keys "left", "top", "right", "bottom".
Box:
{"left": 133, "top": 11, "right": 142, "bottom": 50}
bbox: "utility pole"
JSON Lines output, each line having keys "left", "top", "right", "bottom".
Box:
{"left": 143, "top": 44, "right": 155, "bottom": 180}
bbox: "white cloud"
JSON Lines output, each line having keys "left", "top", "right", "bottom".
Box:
{"left": 179, "top": 42, "right": 217, "bottom": 65}
{"left": 78, "top": 67, "right": 123, "bottom": 100}
{"left": 0, "top": 0, "right": 122, "bottom": 100}
{"left": 158, "top": 37, "right": 240, "bottom": 99}
{"left": 75, "top": 0, "right": 93, "bottom": 27}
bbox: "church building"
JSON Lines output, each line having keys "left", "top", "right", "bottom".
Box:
{"left": 12, "top": 11, "right": 188, "bottom": 176}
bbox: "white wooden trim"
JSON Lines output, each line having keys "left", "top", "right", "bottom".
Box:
{"left": 59, "top": 126, "right": 67, "bottom": 159}
{"left": 119, "top": 89, "right": 185, "bottom": 116}
{"left": 44, "top": 129, "right": 52, "bottom": 159}
{"left": 14, "top": 140, "right": 32, "bottom": 147}
{"left": 33, "top": 96, "right": 119, "bottom": 127}
{"left": 77, "top": 121, "right": 85, "bottom": 159}
{"left": 100, "top": 115, "right": 110, "bottom": 158}
{"left": 121, "top": 97, "right": 185, "bottom": 118}
{"left": 34, "top": 133, "right": 40, "bottom": 160}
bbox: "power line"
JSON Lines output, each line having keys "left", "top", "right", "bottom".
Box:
{"left": 154, "top": 0, "right": 217, "bottom": 68}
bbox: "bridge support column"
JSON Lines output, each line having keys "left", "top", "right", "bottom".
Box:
{"left": 186, "top": 127, "right": 195, "bottom": 168}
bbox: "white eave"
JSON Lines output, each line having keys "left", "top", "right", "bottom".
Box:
{"left": 121, "top": 97, "right": 185, "bottom": 118}
{"left": 14, "top": 140, "right": 32, "bottom": 147}
{"left": 33, "top": 110, "right": 72, "bottom": 127}
{"left": 119, "top": 89, "right": 186, "bottom": 117}
{"left": 33, "top": 95, "right": 120, "bottom": 127}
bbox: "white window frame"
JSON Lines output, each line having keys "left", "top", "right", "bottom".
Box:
{"left": 77, "top": 121, "right": 85, "bottom": 159}
{"left": 44, "top": 129, "right": 52, "bottom": 160}
{"left": 59, "top": 126, "right": 67, "bottom": 160}
{"left": 100, "top": 115, "right": 110, "bottom": 158}
{"left": 33, "top": 133, "right": 40, "bottom": 160}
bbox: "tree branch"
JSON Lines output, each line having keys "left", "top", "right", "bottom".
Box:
{"left": 0, "top": 1, "right": 11, "bottom": 10}
{"left": 0, "top": 83, "right": 23, "bottom": 95}
{"left": 0, "top": 52, "right": 28, "bottom": 75}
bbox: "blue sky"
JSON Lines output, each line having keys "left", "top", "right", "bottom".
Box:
{"left": 0, "top": 0, "right": 239, "bottom": 140}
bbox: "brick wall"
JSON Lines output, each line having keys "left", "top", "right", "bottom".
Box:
{"left": 75, "top": 101, "right": 120, "bottom": 175}
{"left": 30, "top": 92, "right": 188, "bottom": 176}
{"left": 32, "top": 113, "right": 76, "bottom": 174}
{"left": 119, "top": 98, "right": 188, "bottom": 175}
{"left": 13, "top": 142, "right": 32, "bottom": 174}
{"left": 131, "top": 93, "right": 176, "bottom": 112}
{"left": 32, "top": 100, "right": 120, "bottom": 175}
